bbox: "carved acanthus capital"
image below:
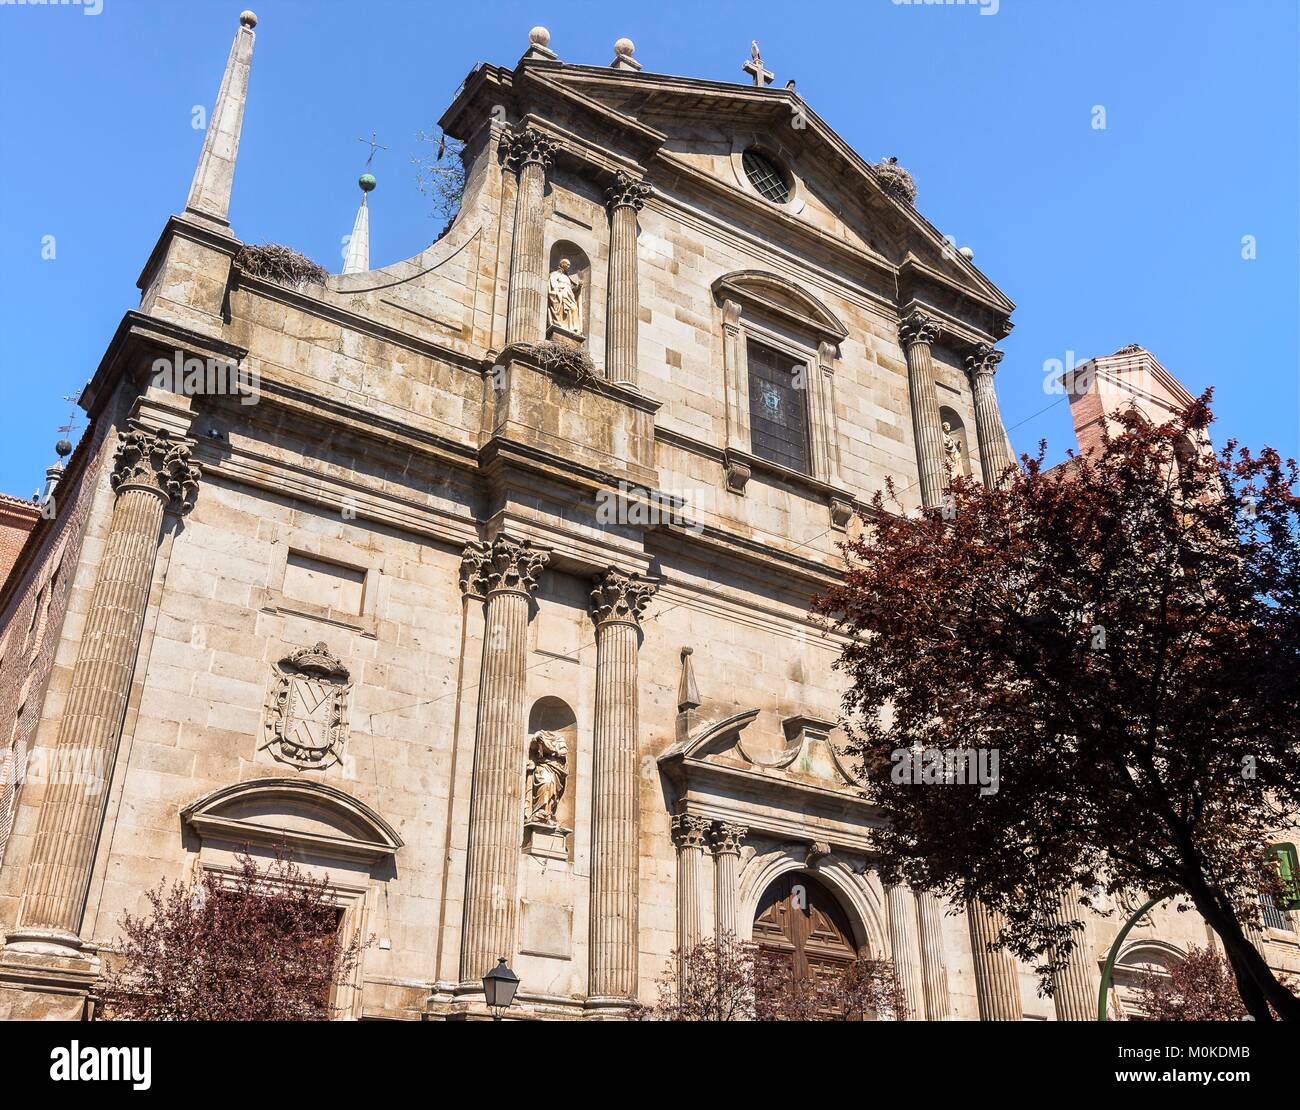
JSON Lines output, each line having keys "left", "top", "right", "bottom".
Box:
{"left": 711, "top": 822, "right": 747, "bottom": 857}
{"left": 461, "top": 534, "right": 549, "bottom": 599}
{"left": 965, "top": 343, "right": 1005, "bottom": 379}
{"left": 590, "top": 566, "right": 657, "bottom": 628}
{"left": 500, "top": 126, "right": 558, "bottom": 174}
{"left": 671, "top": 812, "right": 711, "bottom": 852}
{"left": 898, "top": 309, "right": 942, "bottom": 350}
{"left": 110, "top": 423, "right": 200, "bottom": 511}
{"left": 604, "top": 171, "right": 652, "bottom": 213}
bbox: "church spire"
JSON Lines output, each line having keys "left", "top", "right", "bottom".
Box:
{"left": 184, "top": 11, "right": 258, "bottom": 230}
{"left": 342, "top": 173, "right": 375, "bottom": 274}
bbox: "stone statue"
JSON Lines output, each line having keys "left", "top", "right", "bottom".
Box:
{"left": 547, "top": 258, "right": 582, "bottom": 334}
{"left": 526, "top": 729, "right": 568, "bottom": 826}
{"left": 942, "top": 421, "right": 964, "bottom": 479}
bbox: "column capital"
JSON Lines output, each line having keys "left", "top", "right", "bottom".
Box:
{"left": 500, "top": 126, "right": 558, "bottom": 175}
{"left": 604, "top": 170, "right": 652, "bottom": 213}
{"left": 109, "top": 423, "right": 200, "bottom": 512}
{"left": 460, "top": 534, "right": 549, "bottom": 600}
{"left": 671, "top": 812, "right": 711, "bottom": 850}
{"left": 590, "top": 566, "right": 657, "bottom": 629}
{"left": 965, "top": 343, "right": 1005, "bottom": 379}
{"left": 710, "top": 822, "right": 747, "bottom": 856}
{"left": 898, "top": 309, "right": 942, "bottom": 349}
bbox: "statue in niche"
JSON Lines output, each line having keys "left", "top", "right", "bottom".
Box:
{"left": 526, "top": 730, "right": 568, "bottom": 826}
{"left": 547, "top": 258, "right": 583, "bottom": 335}
{"left": 942, "top": 421, "right": 964, "bottom": 479}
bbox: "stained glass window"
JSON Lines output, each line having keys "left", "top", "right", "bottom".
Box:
{"left": 747, "top": 340, "right": 809, "bottom": 474}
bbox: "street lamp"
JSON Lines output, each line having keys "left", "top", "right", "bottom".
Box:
{"left": 482, "top": 957, "right": 520, "bottom": 1020}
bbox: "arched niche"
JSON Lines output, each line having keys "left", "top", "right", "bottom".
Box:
{"left": 737, "top": 844, "right": 886, "bottom": 961}
{"left": 938, "top": 405, "right": 972, "bottom": 481}
{"left": 527, "top": 696, "right": 577, "bottom": 833}
{"left": 547, "top": 240, "right": 591, "bottom": 342}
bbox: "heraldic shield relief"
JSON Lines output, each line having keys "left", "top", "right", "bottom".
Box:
{"left": 262, "top": 642, "right": 352, "bottom": 770}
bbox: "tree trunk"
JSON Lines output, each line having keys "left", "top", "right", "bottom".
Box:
{"left": 1184, "top": 876, "right": 1300, "bottom": 1021}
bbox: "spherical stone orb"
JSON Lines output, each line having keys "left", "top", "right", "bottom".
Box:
{"left": 958, "top": 246, "right": 974, "bottom": 260}
{"left": 529, "top": 26, "right": 551, "bottom": 47}
{"left": 55, "top": 439, "right": 73, "bottom": 458}
{"left": 359, "top": 173, "right": 377, "bottom": 193}
{"left": 615, "top": 37, "right": 635, "bottom": 57}
{"left": 239, "top": 10, "right": 257, "bottom": 28}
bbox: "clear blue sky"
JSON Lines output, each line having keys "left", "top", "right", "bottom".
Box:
{"left": 1, "top": 0, "right": 1296, "bottom": 497}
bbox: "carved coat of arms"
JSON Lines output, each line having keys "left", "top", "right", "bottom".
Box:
{"left": 262, "top": 642, "right": 352, "bottom": 770}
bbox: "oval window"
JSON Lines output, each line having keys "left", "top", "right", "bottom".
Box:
{"left": 742, "top": 148, "right": 792, "bottom": 204}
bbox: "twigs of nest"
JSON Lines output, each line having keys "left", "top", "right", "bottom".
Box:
{"left": 517, "top": 341, "right": 598, "bottom": 391}
{"left": 235, "top": 243, "right": 329, "bottom": 288}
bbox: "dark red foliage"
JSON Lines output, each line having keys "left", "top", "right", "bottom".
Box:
{"left": 816, "top": 394, "right": 1300, "bottom": 1020}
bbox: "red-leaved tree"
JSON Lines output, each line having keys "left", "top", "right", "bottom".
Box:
{"left": 1131, "top": 945, "right": 1248, "bottom": 1021}
{"left": 815, "top": 395, "right": 1300, "bottom": 1021}
{"left": 99, "top": 850, "right": 365, "bottom": 1021}
{"left": 643, "top": 931, "right": 907, "bottom": 1021}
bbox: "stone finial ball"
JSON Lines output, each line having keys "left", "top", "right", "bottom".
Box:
{"left": 529, "top": 26, "right": 551, "bottom": 47}
{"left": 239, "top": 10, "right": 257, "bottom": 28}
{"left": 55, "top": 439, "right": 73, "bottom": 458}
{"left": 958, "top": 245, "right": 974, "bottom": 260}
{"left": 615, "top": 37, "right": 635, "bottom": 57}
{"left": 359, "top": 173, "right": 377, "bottom": 192}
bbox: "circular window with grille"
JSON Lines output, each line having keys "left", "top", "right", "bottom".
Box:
{"left": 742, "top": 147, "right": 792, "bottom": 205}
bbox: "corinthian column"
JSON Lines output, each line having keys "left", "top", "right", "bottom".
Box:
{"left": 966, "top": 344, "right": 1014, "bottom": 487}
{"left": 671, "top": 813, "right": 710, "bottom": 954}
{"left": 967, "top": 900, "right": 1023, "bottom": 1021}
{"left": 710, "top": 823, "right": 747, "bottom": 939}
{"left": 603, "top": 171, "right": 651, "bottom": 387}
{"left": 899, "top": 309, "right": 947, "bottom": 509}
{"left": 885, "top": 882, "right": 925, "bottom": 1021}
{"left": 588, "top": 567, "right": 657, "bottom": 1000}
{"left": 9, "top": 423, "right": 199, "bottom": 952}
{"left": 501, "top": 127, "right": 558, "bottom": 346}
{"left": 458, "top": 535, "right": 549, "bottom": 983}
{"left": 1048, "top": 885, "right": 1096, "bottom": 1021}
{"left": 915, "top": 890, "right": 951, "bottom": 1020}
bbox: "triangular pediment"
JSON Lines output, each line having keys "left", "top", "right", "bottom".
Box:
{"left": 515, "top": 64, "right": 1014, "bottom": 316}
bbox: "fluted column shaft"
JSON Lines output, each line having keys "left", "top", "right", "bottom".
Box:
{"left": 672, "top": 814, "right": 709, "bottom": 955}
{"left": 604, "top": 173, "right": 651, "bottom": 386}
{"left": 967, "top": 345, "right": 1013, "bottom": 487}
{"left": 899, "top": 310, "right": 947, "bottom": 509}
{"left": 968, "top": 899, "right": 1022, "bottom": 1020}
{"left": 588, "top": 568, "right": 656, "bottom": 999}
{"left": 458, "top": 536, "right": 549, "bottom": 982}
{"left": 502, "top": 129, "right": 556, "bottom": 347}
{"left": 711, "top": 824, "right": 747, "bottom": 938}
{"left": 885, "top": 882, "right": 925, "bottom": 1020}
{"left": 17, "top": 425, "right": 198, "bottom": 942}
{"left": 1048, "top": 885, "right": 1096, "bottom": 1021}
{"left": 916, "top": 891, "right": 951, "bottom": 1020}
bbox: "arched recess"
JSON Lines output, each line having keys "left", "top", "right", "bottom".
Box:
{"left": 547, "top": 239, "right": 592, "bottom": 343}
{"left": 527, "top": 696, "right": 577, "bottom": 833}
{"left": 938, "top": 405, "right": 972, "bottom": 481}
{"left": 737, "top": 843, "right": 887, "bottom": 961}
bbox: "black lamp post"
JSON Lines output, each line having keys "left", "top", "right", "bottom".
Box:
{"left": 482, "top": 957, "right": 520, "bottom": 1020}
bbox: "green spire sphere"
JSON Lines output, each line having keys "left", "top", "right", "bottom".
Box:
{"left": 358, "top": 173, "right": 377, "bottom": 192}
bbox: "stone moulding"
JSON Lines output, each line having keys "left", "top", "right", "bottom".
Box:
{"left": 181, "top": 778, "right": 403, "bottom": 864}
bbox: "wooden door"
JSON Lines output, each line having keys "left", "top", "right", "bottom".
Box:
{"left": 752, "top": 872, "right": 858, "bottom": 983}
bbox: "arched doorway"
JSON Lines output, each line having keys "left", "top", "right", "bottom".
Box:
{"left": 752, "top": 872, "right": 859, "bottom": 981}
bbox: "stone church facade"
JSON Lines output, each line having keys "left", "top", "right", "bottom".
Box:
{"left": 0, "top": 16, "right": 1295, "bottom": 1020}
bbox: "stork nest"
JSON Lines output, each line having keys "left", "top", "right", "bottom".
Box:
{"left": 518, "top": 341, "right": 598, "bottom": 390}
{"left": 235, "top": 243, "right": 329, "bottom": 288}
{"left": 873, "top": 156, "right": 917, "bottom": 206}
